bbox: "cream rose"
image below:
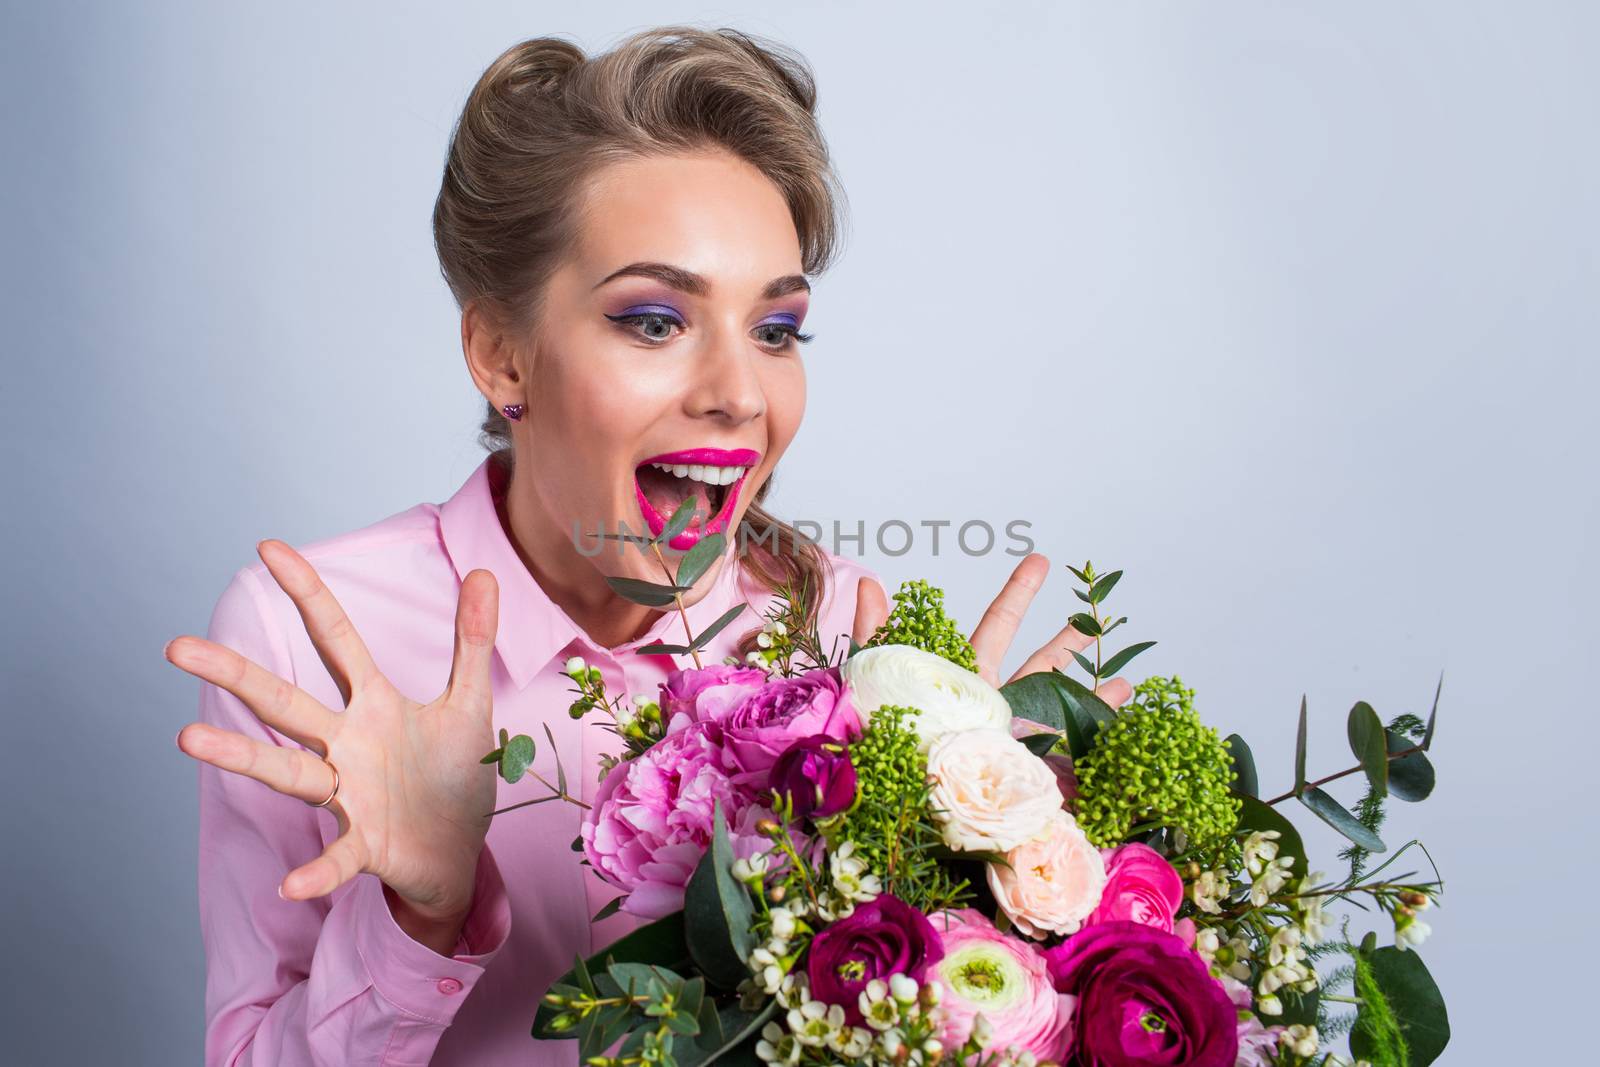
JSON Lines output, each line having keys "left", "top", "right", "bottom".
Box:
{"left": 925, "top": 728, "right": 1061, "bottom": 852}
{"left": 987, "top": 809, "right": 1107, "bottom": 938}
{"left": 841, "top": 644, "right": 1011, "bottom": 744}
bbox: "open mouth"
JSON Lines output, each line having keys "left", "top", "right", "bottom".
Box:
{"left": 634, "top": 447, "right": 760, "bottom": 550}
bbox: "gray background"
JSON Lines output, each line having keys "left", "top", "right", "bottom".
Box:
{"left": 4, "top": 1, "right": 1593, "bottom": 1062}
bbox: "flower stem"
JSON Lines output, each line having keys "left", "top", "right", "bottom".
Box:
{"left": 650, "top": 542, "right": 703, "bottom": 669}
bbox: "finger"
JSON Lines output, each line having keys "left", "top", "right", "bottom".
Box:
{"left": 969, "top": 553, "right": 1051, "bottom": 685}
{"left": 165, "top": 635, "right": 337, "bottom": 752}
{"left": 445, "top": 568, "right": 499, "bottom": 715}
{"left": 257, "top": 539, "right": 380, "bottom": 705}
{"left": 1095, "top": 676, "right": 1133, "bottom": 709}
{"left": 851, "top": 576, "right": 889, "bottom": 647}
{"left": 176, "top": 721, "right": 337, "bottom": 803}
{"left": 1004, "top": 619, "right": 1097, "bottom": 684}
{"left": 281, "top": 832, "right": 367, "bottom": 900}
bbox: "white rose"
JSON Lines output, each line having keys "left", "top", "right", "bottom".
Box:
{"left": 925, "top": 728, "right": 1061, "bottom": 852}
{"left": 841, "top": 645, "right": 1011, "bottom": 743}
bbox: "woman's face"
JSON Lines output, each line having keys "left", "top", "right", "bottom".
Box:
{"left": 504, "top": 150, "right": 810, "bottom": 597}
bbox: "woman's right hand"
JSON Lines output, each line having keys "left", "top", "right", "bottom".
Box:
{"left": 169, "top": 539, "right": 502, "bottom": 941}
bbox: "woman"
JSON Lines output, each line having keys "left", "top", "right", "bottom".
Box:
{"left": 167, "top": 27, "right": 1130, "bottom": 1065}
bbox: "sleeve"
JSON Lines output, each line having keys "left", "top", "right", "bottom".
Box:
{"left": 195, "top": 566, "right": 512, "bottom": 1066}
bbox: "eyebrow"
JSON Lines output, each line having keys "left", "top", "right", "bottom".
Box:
{"left": 593, "top": 261, "right": 811, "bottom": 300}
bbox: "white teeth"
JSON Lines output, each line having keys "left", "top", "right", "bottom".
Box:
{"left": 646, "top": 462, "right": 750, "bottom": 486}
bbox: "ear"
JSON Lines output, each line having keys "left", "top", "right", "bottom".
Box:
{"left": 461, "top": 300, "right": 526, "bottom": 409}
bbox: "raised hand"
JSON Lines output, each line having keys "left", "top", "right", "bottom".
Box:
{"left": 850, "top": 554, "right": 1132, "bottom": 707}
{"left": 169, "top": 539, "right": 501, "bottom": 944}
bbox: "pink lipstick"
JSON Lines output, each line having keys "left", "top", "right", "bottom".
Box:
{"left": 634, "top": 447, "right": 761, "bottom": 551}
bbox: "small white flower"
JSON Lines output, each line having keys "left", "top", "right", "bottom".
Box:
{"left": 859, "top": 980, "right": 901, "bottom": 1031}
{"left": 731, "top": 854, "right": 770, "bottom": 883}
{"left": 787, "top": 1000, "right": 844, "bottom": 1047}
{"left": 970, "top": 1013, "right": 995, "bottom": 1048}
{"left": 888, "top": 973, "right": 919, "bottom": 1005}
{"left": 1191, "top": 869, "right": 1228, "bottom": 914}
{"left": 1257, "top": 994, "right": 1283, "bottom": 1016}
{"left": 769, "top": 906, "right": 796, "bottom": 940}
{"left": 1279, "top": 1024, "right": 1319, "bottom": 1058}
{"left": 563, "top": 655, "right": 587, "bottom": 677}
{"left": 1242, "top": 831, "right": 1281, "bottom": 876}
{"left": 756, "top": 1020, "right": 800, "bottom": 1065}
{"left": 1396, "top": 916, "right": 1432, "bottom": 950}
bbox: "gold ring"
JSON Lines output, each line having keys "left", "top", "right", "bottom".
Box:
{"left": 309, "top": 753, "right": 340, "bottom": 808}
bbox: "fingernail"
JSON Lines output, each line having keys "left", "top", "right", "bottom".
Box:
{"left": 277, "top": 883, "right": 286, "bottom": 899}
{"left": 162, "top": 638, "right": 174, "bottom": 659}
{"left": 174, "top": 728, "right": 185, "bottom": 749}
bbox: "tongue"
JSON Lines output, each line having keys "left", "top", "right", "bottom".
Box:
{"left": 637, "top": 466, "right": 715, "bottom": 527}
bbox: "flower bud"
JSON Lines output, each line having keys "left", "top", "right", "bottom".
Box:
{"left": 564, "top": 656, "right": 586, "bottom": 677}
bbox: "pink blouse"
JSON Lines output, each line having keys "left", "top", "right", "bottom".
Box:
{"left": 194, "top": 455, "right": 883, "bottom": 1065}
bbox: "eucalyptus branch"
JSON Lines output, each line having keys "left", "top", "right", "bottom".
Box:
{"left": 649, "top": 541, "right": 703, "bottom": 669}
{"left": 1264, "top": 742, "right": 1425, "bottom": 805}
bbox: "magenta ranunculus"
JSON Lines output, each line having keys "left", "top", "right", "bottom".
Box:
{"left": 806, "top": 894, "right": 944, "bottom": 1023}
{"left": 1045, "top": 921, "right": 1238, "bottom": 1067}
{"left": 580, "top": 721, "right": 767, "bottom": 918}
{"left": 714, "top": 667, "right": 861, "bottom": 787}
{"left": 1084, "top": 844, "right": 1185, "bottom": 933}
{"left": 770, "top": 736, "right": 857, "bottom": 820}
{"left": 658, "top": 664, "right": 769, "bottom": 731}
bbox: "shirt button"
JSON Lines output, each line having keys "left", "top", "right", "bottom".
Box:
{"left": 436, "top": 977, "right": 463, "bottom": 995}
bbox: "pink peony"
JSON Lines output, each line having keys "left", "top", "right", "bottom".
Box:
{"left": 929, "top": 909, "right": 1073, "bottom": 1061}
{"left": 1084, "top": 843, "right": 1185, "bottom": 934}
{"left": 714, "top": 668, "right": 861, "bottom": 787}
{"left": 580, "top": 721, "right": 767, "bottom": 918}
{"left": 658, "top": 664, "right": 768, "bottom": 731}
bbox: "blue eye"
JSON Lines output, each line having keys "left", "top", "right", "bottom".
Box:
{"left": 606, "top": 310, "right": 684, "bottom": 343}
{"left": 605, "top": 310, "right": 815, "bottom": 350}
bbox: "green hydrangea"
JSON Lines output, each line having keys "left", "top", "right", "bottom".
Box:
{"left": 866, "top": 578, "right": 979, "bottom": 672}
{"left": 1073, "top": 676, "right": 1241, "bottom": 848}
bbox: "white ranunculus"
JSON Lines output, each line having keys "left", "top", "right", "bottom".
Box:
{"left": 841, "top": 644, "right": 1011, "bottom": 743}
{"left": 925, "top": 728, "right": 1062, "bottom": 853}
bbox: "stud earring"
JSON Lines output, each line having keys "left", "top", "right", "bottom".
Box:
{"left": 501, "top": 403, "right": 525, "bottom": 422}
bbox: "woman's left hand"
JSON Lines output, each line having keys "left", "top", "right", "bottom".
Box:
{"left": 851, "top": 553, "right": 1133, "bottom": 707}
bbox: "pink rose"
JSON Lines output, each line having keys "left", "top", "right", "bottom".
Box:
{"left": 1084, "top": 842, "right": 1185, "bottom": 933}
{"left": 715, "top": 668, "right": 860, "bottom": 787}
{"left": 929, "top": 909, "right": 1072, "bottom": 1060}
{"left": 580, "top": 722, "right": 768, "bottom": 918}
{"left": 659, "top": 664, "right": 768, "bottom": 731}
{"left": 988, "top": 810, "right": 1107, "bottom": 938}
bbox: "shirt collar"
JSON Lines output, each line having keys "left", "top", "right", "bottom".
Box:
{"left": 437, "top": 455, "right": 747, "bottom": 690}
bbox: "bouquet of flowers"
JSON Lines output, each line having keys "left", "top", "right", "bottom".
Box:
{"left": 483, "top": 504, "right": 1449, "bottom": 1067}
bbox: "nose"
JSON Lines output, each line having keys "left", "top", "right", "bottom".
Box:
{"left": 683, "top": 328, "right": 766, "bottom": 425}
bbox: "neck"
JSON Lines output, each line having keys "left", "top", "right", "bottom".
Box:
{"left": 494, "top": 454, "right": 662, "bottom": 649}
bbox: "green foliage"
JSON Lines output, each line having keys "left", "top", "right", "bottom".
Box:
{"left": 683, "top": 801, "right": 756, "bottom": 990}
{"left": 1351, "top": 949, "right": 1410, "bottom": 1066}
{"left": 1063, "top": 561, "right": 1154, "bottom": 687}
{"left": 828, "top": 705, "right": 973, "bottom": 913}
{"left": 865, "top": 578, "right": 979, "bottom": 671}
{"left": 1074, "top": 676, "right": 1242, "bottom": 848}
{"left": 1351, "top": 946, "right": 1451, "bottom": 1067}
{"left": 999, "top": 670, "right": 1115, "bottom": 757}
{"left": 1340, "top": 714, "right": 1428, "bottom": 879}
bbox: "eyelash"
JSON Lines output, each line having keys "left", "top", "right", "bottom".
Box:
{"left": 605, "top": 312, "right": 814, "bottom": 351}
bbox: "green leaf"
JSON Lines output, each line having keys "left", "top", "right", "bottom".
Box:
{"left": 1234, "top": 793, "right": 1308, "bottom": 879}
{"left": 1067, "top": 612, "right": 1102, "bottom": 638}
{"left": 606, "top": 575, "right": 686, "bottom": 607}
{"left": 1087, "top": 569, "right": 1122, "bottom": 603}
{"left": 675, "top": 533, "right": 726, "bottom": 588}
{"left": 542, "top": 723, "right": 566, "bottom": 796}
{"left": 532, "top": 914, "right": 691, "bottom": 1037}
{"left": 479, "top": 747, "right": 503, "bottom": 765}
{"left": 1225, "top": 733, "right": 1259, "bottom": 797}
{"left": 638, "top": 642, "right": 691, "bottom": 655}
{"left": 1276, "top": 984, "right": 1321, "bottom": 1027}
{"left": 675, "top": 1001, "right": 777, "bottom": 1066}
{"left": 1299, "top": 786, "right": 1387, "bottom": 852}
{"left": 1070, "top": 649, "right": 1097, "bottom": 677}
{"left": 1422, "top": 672, "right": 1442, "bottom": 750}
{"left": 499, "top": 733, "right": 535, "bottom": 784}
{"left": 1073, "top": 588, "right": 1093, "bottom": 604}
{"left": 1064, "top": 563, "right": 1091, "bottom": 583}
{"left": 1294, "top": 695, "right": 1308, "bottom": 791}
{"left": 499, "top": 727, "right": 510, "bottom": 747}
{"left": 1052, "top": 674, "right": 1117, "bottom": 754}
{"left": 1347, "top": 701, "right": 1389, "bottom": 797}
{"left": 592, "top": 896, "right": 625, "bottom": 922}
{"left": 1098, "top": 640, "right": 1156, "bottom": 678}
{"left": 682, "top": 800, "right": 756, "bottom": 989}
{"left": 1351, "top": 947, "right": 1451, "bottom": 1066}
{"left": 1386, "top": 730, "right": 1436, "bottom": 802}
{"left": 1001, "top": 672, "right": 1115, "bottom": 758}
{"left": 653, "top": 497, "right": 700, "bottom": 546}
{"left": 1000, "top": 673, "right": 1067, "bottom": 732}
{"left": 689, "top": 604, "right": 748, "bottom": 652}
{"left": 1020, "top": 731, "right": 1061, "bottom": 757}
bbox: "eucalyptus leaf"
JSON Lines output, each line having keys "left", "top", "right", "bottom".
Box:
{"left": 1001, "top": 672, "right": 1114, "bottom": 758}
{"left": 1299, "top": 786, "right": 1387, "bottom": 852}
{"left": 1346, "top": 701, "right": 1389, "bottom": 797}
{"left": 653, "top": 497, "right": 700, "bottom": 546}
{"left": 606, "top": 575, "right": 686, "bottom": 607}
{"left": 1020, "top": 731, "right": 1061, "bottom": 757}
{"left": 1000, "top": 673, "right": 1067, "bottom": 732}
{"left": 1073, "top": 588, "right": 1093, "bottom": 604}
{"left": 1088, "top": 569, "right": 1122, "bottom": 603}
{"left": 499, "top": 733, "right": 535, "bottom": 784}
{"left": 1350, "top": 947, "right": 1451, "bottom": 1066}
{"left": 683, "top": 800, "right": 756, "bottom": 989}
{"left": 690, "top": 604, "right": 748, "bottom": 652}
{"left": 1068, "top": 612, "right": 1102, "bottom": 638}
{"left": 1294, "top": 695, "right": 1308, "bottom": 791}
{"left": 675, "top": 1001, "right": 777, "bottom": 1066}
{"left": 532, "top": 913, "right": 691, "bottom": 1038}
{"left": 1225, "top": 733, "right": 1259, "bottom": 797}
{"left": 1071, "top": 649, "right": 1097, "bottom": 677}
{"left": 675, "top": 533, "right": 726, "bottom": 588}
{"left": 543, "top": 723, "right": 566, "bottom": 796}
{"left": 638, "top": 642, "right": 690, "bottom": 655}
{"left": 1098, "top": 640, "right": 1156, "bottom": 678}
{"left": 1422, "top": 672, "right": 1442, "bottom": 750}
{"left": 479, "top": 747, "right": 503, "bottom": 765}
{"left": 1386, "top": 729, "right": 1436, "bottom": 802}
{"left": 592, "top": 896, "right": 625, "bottom": 922}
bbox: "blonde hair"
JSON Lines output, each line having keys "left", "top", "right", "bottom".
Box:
{"left": 431, "top": 25, "right": 850, "bottom": 655}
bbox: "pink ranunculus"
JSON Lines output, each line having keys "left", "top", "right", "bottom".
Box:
{"left": 1084, "top": 843, "right": 1185, "bottom": 933}
{"left": 713, "top": 667, "right": 861, "bottom": 787}
{"left": 658, "top": 664, "right": 769, "bottom": 732}
{"left": 929, "top": 909, "right": 1073, "bottom": 1061}
{"left": 580, "top": 721, "right": 767, "bottom": 918}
